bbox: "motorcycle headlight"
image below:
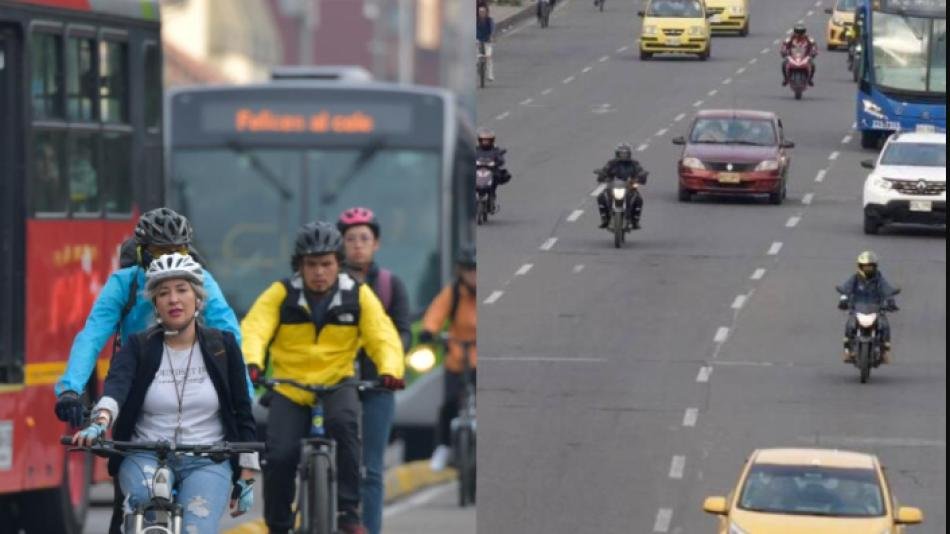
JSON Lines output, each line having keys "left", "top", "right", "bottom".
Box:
{"left": 855, "top": 313, "right": 878, "bottom": 328}
{"left": 729, "top": 5, "right": 744, "bottom": 15}
{"left": 643, "top": 25, "right": 658, "bottom": 36}
{"left": 862, "top": 99, "right": 887, "bottom": 120}
{"left": 874, "top": 177, "right": 894, "bottom": 190}
{"left": 755, "top": 160, "right": 779, "bottom": 172}
{"left": 406, "top": 345, "right": 437, "bottom": 373}
{"left": 728, "top": 522, "right": 750, "bottom": 534}
{"left": 682, "top": 157, "right": 705, "bottom": 170}
{"left": 689, "top": 25, "right": 705, "bottom": 36}
{"left": 612, "top": 187, "right": 627, "bottom": 200}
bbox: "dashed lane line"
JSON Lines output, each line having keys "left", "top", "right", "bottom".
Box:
{"left": 683, "top": 408, "right": 699, "bottom": 427}
{"left": 751, "top": 268, "right": 766, "bottom": 280}
{"left": 674, "top": 112, "right": 687, "bottom": 122}
{"left": 540, "top": 237, "right": 558, "bottom": 251}
{"left": 515, "top": 263, "right": 533, "bottom": 276}
{"left": 598, "top": 55, "right": 610, "bottom": 62}
{"left": 829, "top": 150, "right": 840, "bottom": 160}
{"left": 748, "top": 57, "right": 757, "bottom": 64}
{"left": 566, "top": 209, "right": 584, "bottom": 222}
{"left": 541, "top": 88, "right": 553, "bottom": 96}
{"left": 572, "top": 264, "right": 585, "bottom": 274}
{"left": 696, "top": 366, "right": 713, "bottom": 383}
{"left": 731, "top": 295, "right": 747, "bottom": 310}
{"left": 656, "top": 128, "right": 669, "bottom": 136}
{"left": 761, "top": 47, "right": 770, "bottom": 54}
{"left": 637, "top": 143, "right": 649, "bottom": 152}
{"left": 768, "top": 241, "right": 783, "bottom": 255}
{"left": 842, "top": 134, "right": 852, "bottom": 144}
{"left": 484, "top": 290, "right": 504, "bottom": 304}
{"left": 693, "top": 100, "right": 704, "bottom": 107}
{"left": 495, "top": 111, "right": 510, "bottom": 120}
{"left": 736, "top": 66, "right": 746, "bottom": 74}
{"left": 582, "top": 66, "right": 593, "bottom": 73}
{"left": 802, "top": 193, "right": 814, "bottom": 205}
{"left": 616, "top": 46, "right": 629, "bottom": 53}
{"left": 815, "top": 169, "right": 827, "bottom": 182}
{"left": 714, "top": 327, "right": 730, "bottom": 343}
{"left": 722, "top": 77, "right": 732, "bottom": 85}
{"left": 786, "top": 215, "right": 801, "bottom": 228}
{"left": 708, "top": 89, "right": 718, "bottom": 96}
{"left": 653, "top": 508, "right": 673, "bottom": 533}
{"left": 563, "top": 75, "right": 575, "bottom": 84}
{"left": 520, "top": 97, "right": 534, "bottom": 105}
{"left": 591, "top": 184, "right": 606, "bottom": 196}
{"left": 669, "top": 456, "right": 686, "bottom": 479}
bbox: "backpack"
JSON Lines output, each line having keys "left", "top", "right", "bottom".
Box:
{"left": 110, "top": 238, "right": 140, "bottom": 356}
{"left": 373, "top": 268, "right": 394, "bottom": 310}
{"left": 449, "top": 279, "right": 462, "bottom": 323}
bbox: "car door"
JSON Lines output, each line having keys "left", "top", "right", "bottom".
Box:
{"left": 776, "top": 118, "right": 790, "bottom": 175}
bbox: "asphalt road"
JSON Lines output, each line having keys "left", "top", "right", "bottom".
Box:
{"left": 477, "top": 1, "right": 946, "bottom": 533}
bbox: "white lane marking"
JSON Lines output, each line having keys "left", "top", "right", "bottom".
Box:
{"left": 567, "top": 209, "right": 584, "bottom": 222}
{"left": 683, "top": 408, "right": 699, "bottom": 427}
{"left": 796, "top": 436, "right": 948, "bottom": 448}
{"left": 541, "top": 88, "right": 553, "bottom": 96}
{"left": 484, "top": 290, "right": 504, "bottom": 304}
{"left": 707, "top": 89, "right": 718, "bottom": 96}
{"left": 748, "top": 57, "right": 757, "bottom": 64}
{"left": 815, "top": 0, "right": 822, "bottom": 6}
{"left": 731, "top": 295, "right": 747, "bottom": 310}
{"left": 767, "top": 241, "right": 783, "bottom": 255}
{"left": 515, "top": 263, "right": 533, "bottom": 276}
{"left": 797, "top": 19, "right": 804, "bottom": 24}
{"left": 656, "top": 128, "right": 669, "bottom": 136}
{"left": 774, "top": 38, "right": 782, "bottom": 44}
{"left": 802, "top": 193, "right": 814, "bottom": 205}
{"left": 653, "top": 508, "right": 673, "bottom": 533}
{"left": 582, "top": 66, "right": 593, "bottom": 73}
{"left": 751, "top": 268, "right": 766, "bottom": 280}
{"left": 674, "top": 112, "right": 687, "bottom": 122}
{"left": 572, "top": 264, "right": 585, "bottom": 274}
{"left": 616, "top": 46, "right": 629, "bottom": 53}
{"left": 807, "top": 10, "right": 814, "bottom": 16}
{"left": 598, "top": 55, "right": 609, "bottom": 62}
{"left": 761, "top": 47, "right": 770, "bottom": 54}
{"left": 829, "top": 150, "right": 840, "bottom": 160}
{"left": 693, "top": 100, "right": 704, "bottom": 107}
{"left": 591, "top": 184, "right": 606, "bottom": 196}
{"left": 713, "top": 360, "right": 775, "bottom": 367}
{"left": 714, "top": 327, "right": 730, "bottom": 343}
{"left": 480, "top": 356, "right": 607, "bottom": 363}
{"left": 495, "top": 111, "right": 510, "bottom": 120}
{"left": 786, "top": 215, "right": 801, "bottom": 228}
{"left": 540, "top": 237, "right": 558, "bottom": 251}
{"left": 815, "top": 169, "right": 827, "bottom": 182}
{"left": 563, "top": 75, "right": 575, "bottom": 84}
{"left": 696, "top": 366, "right": 713, "bottom": 382}
{"left": 520, "top": 97, "right": 534, "bottom": 105}
{"left": 736, "top": 66, "right": 746, "bottom": 74}
{"left": 669, "top": 456, "right": 686, "bottom": 479}
{"left": 383, "top": 481, "right": 455, "bottom": 518}
{"left": 842, "top": 134, "right": 852, "bottom": 144}
{"left": 722, "top": 77, "right": 732, "bottom": 85}
{"left": 637, "top": 143, "right": 649, "bottom": 152}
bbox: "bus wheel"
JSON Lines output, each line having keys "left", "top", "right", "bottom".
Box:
{"left": 20, "top": 450, "right": 91, "bottom": 534}
{"left": 860, "top": 131, "right": 879, "bottom": 149}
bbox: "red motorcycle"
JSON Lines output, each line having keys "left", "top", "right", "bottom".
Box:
{"left": 785, "top": 45, "right": 814, "bottom": 100}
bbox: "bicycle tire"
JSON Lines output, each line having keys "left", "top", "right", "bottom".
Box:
{"left": 454, "top": 426, "right": 474, "bottom": 507}
{"left": 312, "top": 453, "right": 335, "bottom": 534}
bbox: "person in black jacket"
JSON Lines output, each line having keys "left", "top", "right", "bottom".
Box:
{"left": 595, "top": 143, "right": 648, "bottom": 229}
{"left": 837, "top": 250, "right": 899, "bottom": 364}
{"left": 72, "top": 253, "right": 259, "bottom": 534}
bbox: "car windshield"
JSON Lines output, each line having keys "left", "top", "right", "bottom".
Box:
{"left": 880, "top": 142, "right": 947, "bottom": 166}
{"left": 647, "top": 0, "right": 704, "bottom": 17}
{"left": 689, "top": 118, "right": 777, "bottom": 145}
{"left": 836, "top": 0, "right": 858, "bottom": 11}
{"left": 871, "top": 12, "right": 946, "bottom": 94}
{"left": 739, "top": 464, "right": 886, "bottom": 518}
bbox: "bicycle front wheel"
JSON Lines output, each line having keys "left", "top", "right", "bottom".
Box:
{"left": 454, "top": 426, "right": 476, "bottom": 507}
{"left": 299, "top": 451, "right": 335, "bottom": 534}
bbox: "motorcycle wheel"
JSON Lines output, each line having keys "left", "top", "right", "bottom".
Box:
{"left": 857, "top": 343, "right": 871, "bottom": 384}
{"left": 612, "top": 214, "right": 622, "bottom": 248}
{"left": 599, "top": 0, "right": 604, "bottom": 12}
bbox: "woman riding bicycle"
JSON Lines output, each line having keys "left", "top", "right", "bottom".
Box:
{"left": 72, "top": 253, "right": 260, "bottom": 533}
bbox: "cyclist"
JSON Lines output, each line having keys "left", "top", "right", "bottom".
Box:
{"left": 422, "top": 246, "right": 477, "bottom": 471}
{"left": 337, "top": 207, "right": 412, "bottom": 534}
{"left": 72, "top": 253, "right": 259, "bottom": 533}
{"left": 477, "top": 5, "right": 496, "bottom": 82}
{"left": 241, "top": 221, "right": 405, "bottom": 534}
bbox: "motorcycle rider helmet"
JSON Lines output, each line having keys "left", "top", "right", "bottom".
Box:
{"left": 457, "top": 245, "right": 476, "bottom": 270}
{"left": 856, "top": 250, "right": 878, "bottom": 278}
{"left": 792, "top": 23, "right": 807, "bottom": 37}
{"left": 292, "top": 221, "right": 343, "bottom": 270}
{"left": 134, "top": 207, "right": 193, "bottom": 247}
{"left": 615, "top": 143, "right": 633, "bottom": 161}
{"left": 145, "top": 252, "right": 204, "bottom": 293}
{"left": 337, "top": 206, "right": 381, "bottom": 238}
{"left": 477, "top": 127, "right": 496, "bottom": 150}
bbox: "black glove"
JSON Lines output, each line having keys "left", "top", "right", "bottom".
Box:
{"left": 55, "top": 391, "right": 85, "bottom": 428}
{"left": 247, "top": 364, "right": 263, "bottom": 385}
{"left": 418, "top": 330, "right": 435, "bottom": 345}
{"left": 885, "top": 301, "right": 899, "bottom": 312}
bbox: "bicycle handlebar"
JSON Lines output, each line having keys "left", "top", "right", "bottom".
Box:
{"left": 259, "top": 378, "right": 380, "bottom": 395}
{"left": 61, "top": 436, "right": 265, "bottom": 455}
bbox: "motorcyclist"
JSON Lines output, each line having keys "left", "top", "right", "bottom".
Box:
{"left": 595, "top": 143, "right": 647, "bottom": 230}
{"left": 476, "top": 127, "right": 511, "bottom": 213}
{"left": 781, "top": 23, "right": 818, "bottom": 86}
{"left": 837, "top": 251, "right": 898, "bottom": 364}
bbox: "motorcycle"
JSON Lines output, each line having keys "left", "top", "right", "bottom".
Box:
{"left": 836, "top": 287, "right": 900, "bottom": 384}
{"left": 594, "top": 0, "right": 605, "bottom": 11}
{"left": 477, "top": 41, "right": 488, "bottom": 88}
{"left": 785, "top": 46, "right": 814, "bottom": 100}
{"left": 476, "top": 157, "right": 496, "bottom": 225}
{"left": 596, "top": 170, "right": 646, "bottom": 248}
{"left": 537, "top": 0, "right": 552, "bottom": 28}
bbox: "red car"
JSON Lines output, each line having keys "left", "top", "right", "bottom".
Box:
{"left": 673, "top": 109, "right": 795, "bottom": 204}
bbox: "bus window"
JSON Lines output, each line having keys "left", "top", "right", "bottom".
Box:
{"left": 930, "top": 20, "right": 946, "bottom": 93}
{"left": 66, "top": 35, "right": 96, "bottom": 121}
{"left": 101, "top": 131, "right": 132, "bottom": 214}
{"left": 144, "top": 42, "right": 161, "bottom": 129}
{"left": 68, "top": 132, "right": 100, "bottom": 213}
{"left": 30, "top": 32, "right": 63, "bottom": 119}
{"left": 99, "top": 40, "right": 128, "bottom": 123}
{"left": 452, "top": 138, "right": 475, "bottom": 252}
{"left": 32, "top": 130, "right": 67, "bottom": 213}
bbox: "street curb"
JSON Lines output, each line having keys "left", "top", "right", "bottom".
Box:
{"left": 222, "top": 461, "right": 457, "bottom": 533}
{"left": 494, "top": 2, "right": 538, "bottom": 36}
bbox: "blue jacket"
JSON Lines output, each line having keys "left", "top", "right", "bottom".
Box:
{"left": 55, "top": 265, "right": 254, "bottom": 399}
{"left": 477, "top": 17, "right": 494, "bottom": 42}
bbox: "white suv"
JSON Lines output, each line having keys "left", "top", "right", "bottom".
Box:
{"left": 861, "top": 131, "right": 946, "bottom": 235}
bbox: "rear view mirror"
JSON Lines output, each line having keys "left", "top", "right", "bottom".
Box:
{"left": 860, "top": 159, "right": 876, "bottom": 169}
{"left": 891, "top": 287, "right": 901, "bottom": 296}
{"left": 702, "top": 496, "right": 729, "bottom": 515}
{"left": 895, "top": 506, "right": 923, "bottom": 525}
{"left": 672, "top": 136, "right": 686, "bottom": 145}
{"left": 637, "top": 10, "right": 645, "bottom": 17}
{"left": 781, "top": 140, "right": 795, "bottom": 149}
{"left": 824, "top": 8, "right": 834, "bottom": 14}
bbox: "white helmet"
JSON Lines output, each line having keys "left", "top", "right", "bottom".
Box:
{"left": 146, "top": 253, "right": 204, "bottom": 292}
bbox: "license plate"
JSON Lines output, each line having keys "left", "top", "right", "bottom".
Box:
{"left": 668, "top": 37, "right": 682, "bottom": 46}
{"left": 909, "top": 200, "right": 932, "bottom": 212}
{"left": 871, "top": 120, "right": 901, "bottom": 130}
{"left": 916, "top": 124, "right": 936, "bottom": 133}
{"left": 718, "top": 172, "right": 742, "bottom": 184}
{"left": 0, "top": 421, "right": 11, "bottom": 470}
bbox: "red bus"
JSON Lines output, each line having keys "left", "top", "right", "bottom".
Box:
{"left": 0, "top": 1, "right": 162, "bottom": 532}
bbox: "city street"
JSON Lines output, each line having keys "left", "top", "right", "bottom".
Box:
{"left": 477, "top": 0, "right": 946, "bottom": 533}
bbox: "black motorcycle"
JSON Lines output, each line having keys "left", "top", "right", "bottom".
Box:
{"left": 837, "top": 287, "right": 900, "bottom": 383}
{"left": 596, "top": 170, "right": 646, "bottom": 248}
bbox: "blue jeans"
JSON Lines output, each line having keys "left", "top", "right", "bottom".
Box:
{"left": 118, "top": 452, "right": 233, "bottom": 534}
{"left": 361, "top": 390, "right": 394, "bottom": 534}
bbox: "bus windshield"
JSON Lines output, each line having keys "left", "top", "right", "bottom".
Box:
{"left": 871, "top": 11, "right": 946, "bottom": 94}
{"left": 170, "top": 145, "right": 443, "bottom": 315}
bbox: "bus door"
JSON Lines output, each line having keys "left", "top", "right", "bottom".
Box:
{"left": 0, "top": 25, "right": 25, "bottom": 386}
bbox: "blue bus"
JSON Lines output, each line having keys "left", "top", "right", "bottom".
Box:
{"left": 855, "top": 0, "right": 946, "bottom": 148}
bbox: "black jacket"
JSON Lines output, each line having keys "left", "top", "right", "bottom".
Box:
{"left": 477, "top": 147, "right": 510, "bottom": 184}
{"left": 837, "top": 272, "right": 898, "bottom": 307}
{"left": 102, "top": 324, "right": 257, "bottom": 481}
{"left": 597, "top": 158, "right": 646, "bottom": 183}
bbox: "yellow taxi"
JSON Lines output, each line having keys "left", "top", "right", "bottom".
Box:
{"left": 824, "top": 0, "right": 858, "bottom": 50}
{"left": 703, "top": 448, "right": 924, "bottom": 534}
{"left": 705, "top": 0, "right": 749, "bottom": 36}
{"left": 638, "top": 0, "right": 712, "bottom": 61}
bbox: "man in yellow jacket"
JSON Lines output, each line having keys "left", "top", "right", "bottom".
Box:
{"left": 241, "top": 221, "right": 404, "bottom": 534}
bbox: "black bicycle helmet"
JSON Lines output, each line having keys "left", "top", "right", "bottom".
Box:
{"left": 134, "top": 207, "right": 194, "bottom": 246}
{"left": 292, "top": 221, "right": 342, "bottom": 270}
{"left": 457, "top": 245, "right": 476, "bottom": 269}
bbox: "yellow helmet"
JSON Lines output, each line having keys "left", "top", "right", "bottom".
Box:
{"left": 856, "top": 250, "right": 878, "bottom": 266}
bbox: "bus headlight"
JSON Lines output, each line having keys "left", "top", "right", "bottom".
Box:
{"left": 862, "top": 99, "right": 886, "bottom": 120}
{"left": 407, "top": 345, "right": 437, "bottom": 373}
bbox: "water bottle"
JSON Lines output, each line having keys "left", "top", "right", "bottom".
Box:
{"left": 310, "top": 403, "right": 326, "bottom": 437}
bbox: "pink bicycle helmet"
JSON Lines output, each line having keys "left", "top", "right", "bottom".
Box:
{"left": 337, "top": 207, "right": 380, "bottom": 237}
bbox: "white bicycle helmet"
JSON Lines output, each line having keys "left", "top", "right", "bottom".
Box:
{"left": 146, "top": 253, "right": 204, "bottom": 292}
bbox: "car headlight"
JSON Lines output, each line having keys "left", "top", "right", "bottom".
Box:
{"left": 863, "top": 99, "right": 887, "bottom": 120}
{"left": 643, "top": 25, "right": 658, "bottom": 35}
{"left": 729, "top": 5, "right": 744, "bottom": 15}
{"left": 689, "top": 25, "right": 705, "bottom": 36}
{"left": 728, "top": 522, "right": 750, "bottom": 534}
{"left": 874, "top": 177, "right": 894, "bottom": 190}
{"left": 682, "top": 157, "right": 705, "bottom": 170}
{"left": 755, "top": 160, "right": 779, "bottom": 172}
{"left": 406, "top": 345, "right": 436, "bottom": 373}
{"left": 612, "top": 187, "right": 627, "bottom": 200}
{"left": 833, "top": 15, "right": 845, "bottom": 26}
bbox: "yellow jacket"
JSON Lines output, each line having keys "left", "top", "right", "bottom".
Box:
{"left": 241, "top": 272, "right": 404, "bottom": 406}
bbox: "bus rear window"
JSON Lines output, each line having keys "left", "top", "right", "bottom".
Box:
{"left": 31, "top": 32, "right": 63, "bottom": 120}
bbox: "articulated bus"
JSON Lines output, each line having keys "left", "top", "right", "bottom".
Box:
{"left": 856, "top": 0, "right": 946, "bottom": 147}
{"left": 0, "top": 0, "right": 162, "bottom": 532}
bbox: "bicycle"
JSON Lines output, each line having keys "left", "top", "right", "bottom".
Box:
{"left": 477, "top": 41, "right": 488, "bottom": 89}
{"left": 60, "top": 437, "right": 264, "bottom": 534}
{"left": 260, "top": 377, "right": 380, "bottom": 534}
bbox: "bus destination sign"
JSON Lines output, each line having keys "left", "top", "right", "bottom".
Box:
{"left": 200, "top": 101, "right": 415, "bottom": 136}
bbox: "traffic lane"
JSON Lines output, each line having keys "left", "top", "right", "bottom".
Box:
{"left": 382, "top": 482, "right": 475, "bottom": 534}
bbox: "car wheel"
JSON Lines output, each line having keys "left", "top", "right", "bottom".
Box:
{"left": 640, "top": 49, "right": 652, "bottom": 60}
{"left": 678, "top": 186, "right": 692, "bottom": 202}
{"left": 699, "top": 45, "right": 710, "bottom": 60}
{"left": 769, "top": 183, "right": 785, "bottom": 205}
{"left": 863, "top": 214, "right": 881, "bottom": 235}
{"left": 860, "top": 131, "right": 879, "bottom": 149}
{"left": 739, "top": 20, "right": 749, "bottom": 37}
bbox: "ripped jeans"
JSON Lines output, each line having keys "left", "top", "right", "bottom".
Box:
{"left": 118, "top": 452, "right": 232, "bottom": 534}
